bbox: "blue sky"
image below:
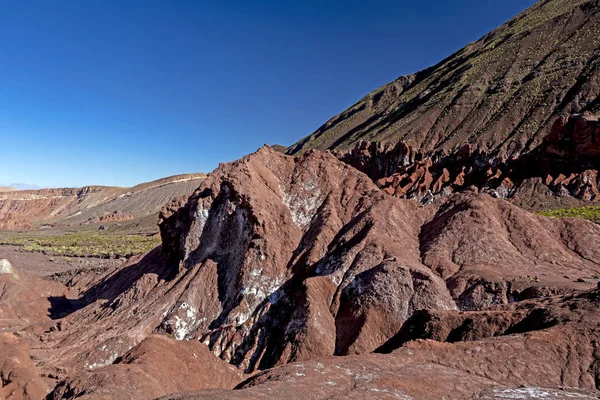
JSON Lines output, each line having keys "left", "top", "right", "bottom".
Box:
{"left": 1, "top": 0, "right": 536, "bottom": 188}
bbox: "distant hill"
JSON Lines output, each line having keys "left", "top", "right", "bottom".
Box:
{"left": 288, "top": 0, "right": 600, "bottom": 158}
{"left": 6, "top": 183, "right": 42, "bottom": 191}
{"left": 0, "top": 173, "right": 206, "bottom": 231}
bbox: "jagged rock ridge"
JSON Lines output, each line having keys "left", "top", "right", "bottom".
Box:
{"left": 337, "top": 112, "right": 600, "bottom": 210}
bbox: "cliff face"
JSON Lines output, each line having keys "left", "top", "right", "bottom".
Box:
{"left": 336, "top": 113, "right": 600, "bottom": 210}
{"left": 288, "top": 0, "right": 600, "bottom": 158}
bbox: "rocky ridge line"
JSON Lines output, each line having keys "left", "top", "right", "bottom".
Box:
{"left": 337, "top": 112, "right": 600, "bottom": 210}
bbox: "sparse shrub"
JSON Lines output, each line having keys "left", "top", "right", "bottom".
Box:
{"left": 537, "top": 206, "right": 600, "bottom": 224}
{"left": 0, "top": 231, "right": 161, "bottom": 258}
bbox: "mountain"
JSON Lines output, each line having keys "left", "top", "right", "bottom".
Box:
{"left": 5, "top": 183, "right": 42, "bottom": 191}
{"left": 0, "top": 173, "right": 206, "bottom": 231}
{"left": 288, "top": 0, "right": 600, "bottom": 158}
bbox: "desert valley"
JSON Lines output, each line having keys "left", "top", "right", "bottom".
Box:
{"left": 2, "top": 0, "right": 600, "bottom": 399}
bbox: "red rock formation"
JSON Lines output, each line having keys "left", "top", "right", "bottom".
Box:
{"left": 0, "top": 333, "right": 48, "bottom": 400}
{"left": 157, "top": 289, "right": 600, "bottom": 399}
{"left": 337, "top": 114, "right": 600, "bottom": 209}
{"left": 98, "top": 211, "right": 135, "bottom": 223}
{"left": 544, "top": 112, "right": 600, "bottom": 158}
{"left": 3, "top": 146, "right": 600, "bottom": 399}
{"left": 156, "top": 146, "right": 457, "bottom": 370}
{"left": 0, "top": 260, "right": 76, "bottom": 399}
{"left": 0, "top": 259, "right": 76, "bottom": 331}
{"left": 51, "top": 335, "right": 244, "bottom": 400}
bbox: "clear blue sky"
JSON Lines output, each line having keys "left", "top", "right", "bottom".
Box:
{"left": 1, "top": 0, "right": 536, "bottom": 188}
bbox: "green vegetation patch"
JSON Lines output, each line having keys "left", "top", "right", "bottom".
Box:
{"left": 537, "top": 206, "right": 600, "bottom": 224}
{"left": 0, "top": 231, "right": 161, "bottom": 258}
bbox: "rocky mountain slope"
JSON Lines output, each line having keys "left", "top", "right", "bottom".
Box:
{"left": 0, "top": 173, "right": 206, "bottom": 231}
{"left": 288, "top": 0, "right": 600, "bottom": 158}
{"left": 2, "top": 146, "right": 600, "bottom": 399}
{"left": 338, "top": 112, "right": 600, "bottom": 210}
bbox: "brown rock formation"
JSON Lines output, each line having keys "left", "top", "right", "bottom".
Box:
{"left": 51, "top": 335, "right": 244, "bottom": 400}
{"left": 158, "top": 289, "right": 600, "bottom": 399}
{"left": 97, "top": 211, "right": 135, "bottom": 223}
{"left": 336, "top": 113, "right": 600, "bottom": 210}
{"left": 0, "top": 259, "right": 75, "bottom": 331}
{"left": 156, "top": 146, "right": 457, "bottom": 370}
{"left": 0, "top": 260, "right": 76, "bottom": 399}
{"left": 0, "top": 333, "right": 48, "bottom": 400}
{"left": 3, "top": 146, "right": 600, "bottom": 399}
{"left": 544, "top": 112, "right": 600, "bottom": 158}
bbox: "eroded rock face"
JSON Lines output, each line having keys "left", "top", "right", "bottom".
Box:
{"left": 544, "top": 112, "right": 600, "bottom": 158}
{"left": 6, "top": 145, "right": 600, "bottom": 399}
{"left": 157, "top": 146, "right": 457, "bottom": 371}
{"left": 337, "top": 114, "right": 600, "bottom": 209}
{"left": 157, "top": 289, "right": 600, "bottom": 400}
{"left": 152, "top": 146, "right": 600, "bottom": 373}
{"left": 51, "top": 335, "right": 244, "bottom": 400}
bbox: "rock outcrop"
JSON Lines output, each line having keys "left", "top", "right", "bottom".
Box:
{"left": 336, "top": 113, "right": 600, "bottom": 210}
{"left": 156, "top": 146, "right": 457, "bottom": 369}
{"left": 154, "top": 146, "right": 600, "bottom": 374}
{"left": 51, "top": 335, "right": 244, "bottom": 400}
{"left": 0, "top": 259, "right": 76, "bottom": 331}
{"left": 0, "top": 333, "right": 48, "bottom": 400}
{"left": 3, "top": 146, "right": 600, "bottom": 399}
{"left": 544, "top": 112, "right": 600, "bottom": 159}
{"left": 0, "top": 260, "right": 77, "bottom": 399}
{"left": 158, "top": 289, "right": 600, "bottom": 399}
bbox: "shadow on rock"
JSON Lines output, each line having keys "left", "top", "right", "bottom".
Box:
{"left": 48, "top": 296, "right": 84, "bottom": 319}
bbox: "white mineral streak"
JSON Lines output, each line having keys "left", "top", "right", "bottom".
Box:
{"left": 279, "top": 182, "right": 322, "bottom": 228}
